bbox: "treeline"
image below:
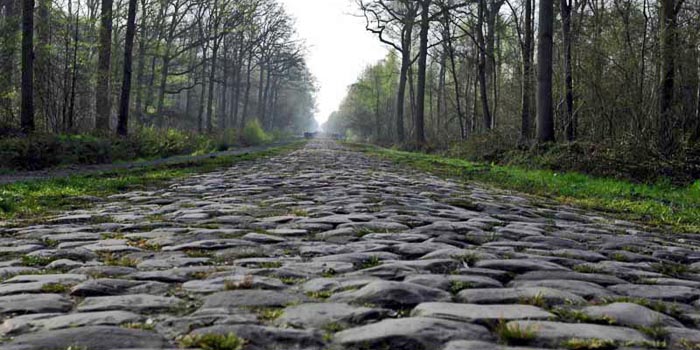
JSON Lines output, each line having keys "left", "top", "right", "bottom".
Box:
{"left": 325, "top": 0, "right": 700, "bottom": 162}
{"left": 0, "top": 0, "right": 317, "bottom": 136}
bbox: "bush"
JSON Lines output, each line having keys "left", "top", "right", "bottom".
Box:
{"left": 240, "top": 119, "right": 270, "bottom": 146}
{"left": 445, "top": 132, "right": 700, "bottom": 185}
{"left": 0, "top": 127, "right": 229, "bottom": 172}
{"left": 212, "top": 129, "right": 241, "bottom": 152}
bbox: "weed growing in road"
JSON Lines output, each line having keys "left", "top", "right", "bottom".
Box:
{"left": 280, "top": 277, "right": 306, "bottom": 285}
{"left": 184, "top": 249, "right": 214, "bottom": 258}
{"left": 251, "top": 307, "right": 284, "bottom": 322}
{"left": 678, "top": 339, "right": 700, "bottom": 349}
{"left": 550, "top": 308, "right": 616, "bottom": 325}
{"left": 40, "top": 283, "right": 71, "bottom": 293}
{"left": 121, "top": 321, "right": 155, "bottom": 331}
{"left": 289, "top": 208, "right": 308, "bottom": 217}
{"left": 179, "top": 333, "right": 245, "bottom": 350}
{"left": 520, "top": 292, "right": 546, "bottom": 308}
{"left": 306, "top": 291, "right": 333, "bottom": 300}
{"left": 259, "top": 261, "right": 282, "bottom": 269}
{"left": 495, "top": 320, "right": 538, "bottom": 346}
{"left": 449, "top": 280, "right": 474, "bottom": 294}
{"left": 358, "top": 256, "right": 382, "bottom": 269}
{"left": 651, "top": 261, "right": 692, "bottom": 278}
{"left": 637, "top": 322, "right": 670, "bottom": 341}
{"left": 573, "top": 265, "right": 605, "bottom": 274}
{"left": 322, "top": 322, "right": 346, "bottom": 342}
{"left": 126, "top": 238, "right": 161, "bottom": 251}
{"left": 321, "top": 268, "right": 337, "bottom": 278}
{"left": 99, "top": 252, "right": 139, "bottom": 267}
{"left": 562, "top": 338, "right": 617, "bottom": 350}
{"left": 224, "top": 275, "right": 254, "bottom": 290}
{"left": 20, "top": 255, "right": 56, "bottom": 267}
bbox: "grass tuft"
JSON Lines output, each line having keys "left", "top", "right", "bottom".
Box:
{"left": 495, "top": 320, "right": 538, "bottom": 346}
{"left": 179, "top": 333, "right": 245, "bottom": 350}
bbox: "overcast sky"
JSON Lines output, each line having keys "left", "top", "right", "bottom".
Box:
{"left": 278, "top": 0, "right": 388, "bottom": 127}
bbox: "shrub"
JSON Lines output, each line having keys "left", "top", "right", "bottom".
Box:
{"left": 179, "top": 333, "right": 245, "bottom": 350}
{"left": 240, "top": 119, "right": 270, "bottom": 146}
{"left": 213, "top": 129, "right": 241, "bottom": 151}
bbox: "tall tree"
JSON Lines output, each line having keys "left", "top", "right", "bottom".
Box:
{"left": 96, "top": 0, "right": 113, "bottom": 133}
{"left": 658, "top": 0, "right": 684, "bottom": 156}
{"left": 560, "top": 0, "right": 575, "bottom": 141}
{"left": 414, "top": 0, "right": 431, "bottom": 146}
{"left": 476, "top": 0, "right": 492, "bottom": 131}
{"left": 117, "top": 0, "right": 139, "bottom": 136}
{"left": 20, "top": 0, "right": 33, "bottom": 133}
{"left": 360, "top": 0, "right": 418, "bottom": 143}
{"left": 536, "top": 0, "right": 554, "bottom": 142}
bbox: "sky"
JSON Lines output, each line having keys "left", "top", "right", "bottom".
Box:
{"left": 278, "top": 0, "right": 388, "bottom": 127}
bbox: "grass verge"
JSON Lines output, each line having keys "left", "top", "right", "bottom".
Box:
{"left": 348, "top": 143, "right": 700, "bottom": 234}
{"left": 0, "top": 141, "right": 304, "bottom": 222}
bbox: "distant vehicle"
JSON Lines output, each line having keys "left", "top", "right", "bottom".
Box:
{"left": 304, "top": 132, "right": 318, "bottom": 139}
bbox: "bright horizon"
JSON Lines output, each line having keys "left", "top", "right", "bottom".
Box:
{"left": 278, "top": 0, "right": 388, "bottom": 128}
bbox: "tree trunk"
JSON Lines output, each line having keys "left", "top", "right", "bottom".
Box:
{"left": 36, "top": 0, "right": 50, "bottom": 130}
{"left": 414, "top": 0, "right": 430, "bottom": 147}
{"left": 206, "top": 40, "right": 220, "bottom": 133}
{"left": 261, "top": 64, "right": 270, "bottom": 127}
{"left": 485, "top": 0, "right": 503, "bottom": 128}
{"left": 133, "top": 0, "right": 147, "bottom": 123}
{"left": 95, "top": 0, "right": 113, "bottom": 133}
{"left": 477, "top": 0, "right": 492, "bottom": 131}
{"left": 240, "top": 51, "right": 253, "bottom": 129}
{"left": 658, "top": 0, "right": 678, "bottom": 157}
{"left": 561, "top": 0, "right": 575, "bottom": 141}
{"left": 67, "top": 2, "right": 79, "bottom": 132}
{"left": 219, "top": 41, "right": 230, "bottom": 130}
{"left": 20, "top": 0, "right": 34, "bottom": 133}
{"left": 117, "top": 0, "right": 138, "bottom": 136}
{"left": 536, "top": 0, "right": 555, "bottom": 142}
{"left": 519, "top": 0, "right": 533, "bottom": 144}
{"left": 198, "top": 51, "right": 208, "bottom": 133}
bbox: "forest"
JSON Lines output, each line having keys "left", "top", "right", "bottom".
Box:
{"left": 325, "top": 0, "right": 700, "bottom": 184}
{"left": 0, "top": 0, "right": 317, "bottom": 170}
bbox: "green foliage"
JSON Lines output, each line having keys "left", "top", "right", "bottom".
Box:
{"left": 0, "top": 128, "right": 228, "bottom": 172}
{"left": 240, "top": 119, "right": 271, "bottom": 146}
{"left": 179, "top": 333, "right": 245, "bottom": 350}
{"left": 40, "top": 283, "right": 71, "bottom": 293}
{"left": 352, "top": 143, "right": 700, "bottom": 234}
{"left": 561, "top": 338, "right": 618, "bottom": 350}
{"left": 495, "top": 320, "right": 538, "bottom": 346}
{"left": 448, "top": 136, "right": 700, "bottom": 186}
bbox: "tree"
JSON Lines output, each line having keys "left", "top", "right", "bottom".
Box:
{"left": 414, "top": 0, "right": 431, "bottom": 146}
{"left": 96, "top": 0, "right": 113, "bottom": 133}
{"left": 536, "top": 0, "right": 554, "bottom": 142}
{"left": 359, "top": 0, "right": 418, "bottom": 143}
{"left": 476, "top": 0, "right": 492, "bottom": 131}
{"left": 117, "top": 0, "right": 139, "bottom": 136}
{"left": 560, "top": 0, "right": 575, "bottom": 141}
{"left": 658, "top": 0, "right": 685, "bottom": 156}
{"left": 20, "top": 0, "right": 33, "bottom": 133}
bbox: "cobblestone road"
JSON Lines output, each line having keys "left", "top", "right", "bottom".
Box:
{"left": 2, "top": 140, "right": 700, "bottom": 350}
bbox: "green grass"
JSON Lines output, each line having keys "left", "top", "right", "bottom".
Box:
{"left": 179, "top": 333, "right": 245, "bottom": 350}
{"left": 0, "top": 142, "right": 304, "bottom": 222}
{"left": 348, "top": 143, "right": 700, "bottom": 234}
{"left": 495, "top": 320, "right": 538, "bottom": 346}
